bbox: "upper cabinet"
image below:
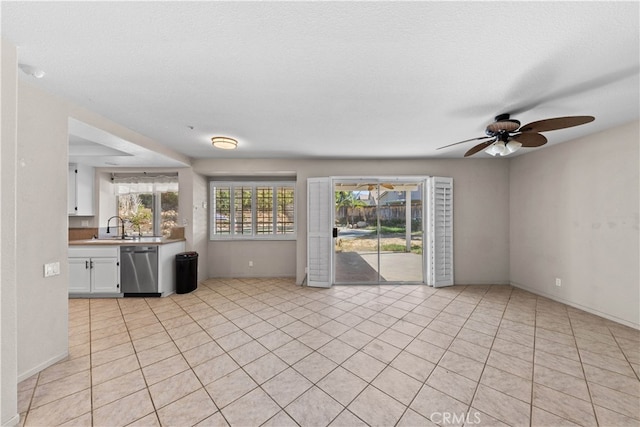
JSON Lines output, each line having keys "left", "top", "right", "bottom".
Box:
{"left": 68, "top": 163, "right": 95, "bottom": 216}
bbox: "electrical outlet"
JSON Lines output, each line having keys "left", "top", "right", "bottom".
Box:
{"left": 249, "top": 261, "right": 254, "bottom": 267}
{"left": 555, "top": 278, "right": 562, "bottom": 287}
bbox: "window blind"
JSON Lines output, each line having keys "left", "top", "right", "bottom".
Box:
{"left": 112, "top": 173, "right": 178, "bottom": 194}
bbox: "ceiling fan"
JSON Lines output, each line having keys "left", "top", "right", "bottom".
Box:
{"left": 438, "top": 114, "right": 595, "bottom": 157}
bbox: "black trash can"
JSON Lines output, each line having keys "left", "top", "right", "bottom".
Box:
{"left": 175, "top": 252, "right": 198, "bottom": 294}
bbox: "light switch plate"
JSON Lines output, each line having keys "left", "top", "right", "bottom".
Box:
{"left": 44, "top": 262, "right": 61, "bottom": 277}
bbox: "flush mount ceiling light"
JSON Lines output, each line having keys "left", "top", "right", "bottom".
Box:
{"left": 18, "top": 63, "right": 45, "bottom": 78}
{"left": 211, "top": 136, "right": 238, "bottom": 150}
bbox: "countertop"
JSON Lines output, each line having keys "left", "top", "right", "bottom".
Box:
{"left": 69, "top": 237, "right": 186, "bottom": 246}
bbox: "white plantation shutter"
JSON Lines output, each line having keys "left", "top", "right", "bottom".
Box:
{"left": 427, "top": 177, "right": 454, "bottom": 287}
{"left": 307, "top": 178, "right": 332, "bottom": 287}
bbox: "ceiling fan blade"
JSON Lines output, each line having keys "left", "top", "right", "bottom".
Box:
{"left": 506, "top": 66, "right": 638, "bottom": 116}
{"left": 437, "top": 136, "right": 493, "bottom": 150}
{"left": 511, "top": 132, "right": 547, "bottom": 147}
{"left": 464, "top": 138, "right": 496, "bottom": 157}
{"left": 519, "top": 116, "right": 594, "bottom": 133}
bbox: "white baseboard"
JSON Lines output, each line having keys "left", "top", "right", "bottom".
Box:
{"left": 510, "top": 281, "right": 640, "bottom": 330}
{"left": 2, "top": 413, "right": 20, "bottom": 427}
{"left": 17, "top": 350, "right": 68, "bottom": 383}
{"left": 455, "top": 281, "right": 512, "bottom": 286}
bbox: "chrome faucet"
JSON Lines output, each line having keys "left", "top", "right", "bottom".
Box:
{"left": 106, "top": 216, "right": 126, "bottom": 239}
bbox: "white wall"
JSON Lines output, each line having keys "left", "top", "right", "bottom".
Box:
{"left": 15, "top": 82, "right": 70, "bottom": 381}
{"left": 5, "top": 61, "right": 195, "bottom": 396}
{"left": 188, "top": 171, "right": 209, "bottom": 282}
{"left": 510, "top": 120, "right": 640, "bottom": 328}
{"left": 193, "top": 158, "right": 511, "bottom": 285}
{"left": 208, "top": 240, "right": 297, "bottom": 278}
{"left": 97, "top": 171, "right": 117, "bottom": 227}
{"left": 1, "top": 37, "right": 20, "bottom": 427}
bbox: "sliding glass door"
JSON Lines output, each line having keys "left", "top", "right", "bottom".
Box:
{"left": 333, "top": 179, "right": 424, "bottom": 284}
{"left": 378, "top": 181, "right": 423, "bottom": 283}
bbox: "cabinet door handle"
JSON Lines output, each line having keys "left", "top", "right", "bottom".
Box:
{"left": 85, "top": 260, "right": 89, "bottom": 269}
{"left": 90, "top": 260, "right": 94, "bottom": 269}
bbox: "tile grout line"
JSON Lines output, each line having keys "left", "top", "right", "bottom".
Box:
{"left": 255, "top": 283, "right": 395, "bottom": 427}
{"left": 567, "top": 302, "right": 601, "bottom": 426}
{"left": 261, "top": 282, "right": 423, "bottom": 425}
{"left": 153, "top": 292, "right": 227, "bottom": 426}
{"left": 531, "top": 300, "right": 599, "bottom": 426}
{"left": 607, "top": 324, "right": 640, "bottom": 382}
{"left": 118, "top": 297, "right": 160, "bottom": 425}
{"left": 188, "top": 280, "right": 311, "bottom": 424}
{"left": 89, "top": 301, "right": 96, "bottom": 426}
{"left": 191, "top": 285, "right": 279, "bottom": 427}
{"left": 318, "top": 284, "right": 437, "bottom": 426}
{"left": 464, "top": 285, "right": 513, "bottom": 426}
{"left": 24, "top": 281, "right": 639, "bottom": 427}
{"left": 529, "top": 292, "right": 537, "bottom": 427}
{"left": 313, "top": 283, "right": 439, "bottom": 427}
{"left": 389, "top": 284, "right": 476, "bottom": 425}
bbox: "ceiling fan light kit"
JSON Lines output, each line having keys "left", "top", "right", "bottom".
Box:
{"left": 485, "top": 141, "right": 505, "bottom": 156}
{"left": 211, "top": 136, "right": 238, "bottom": 150}
{"left": 485, "top": 139, "right": 523, "bottom": 157}
{"left": 506, "top": 140, "right": 522, "bottom": 153}
{"left": 437, "top": 114, "right": 595, "bottom": 158}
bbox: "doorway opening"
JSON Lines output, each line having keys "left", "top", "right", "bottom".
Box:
{"left": 333, "top": 179, "right": 424, "bottom": 284}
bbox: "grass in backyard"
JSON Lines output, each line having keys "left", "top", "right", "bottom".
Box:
{"left": 336, "top": 234, "right": 423, "bottom": 253}
{"left": 365, "top": 226, "right": 422, "bottom": 234}
{"left": 380, "top": 243, "right": 423, "bottom": 254}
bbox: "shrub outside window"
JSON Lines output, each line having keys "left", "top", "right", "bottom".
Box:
{"left": 113, "top": 174, "right": 179, "bottom": 238}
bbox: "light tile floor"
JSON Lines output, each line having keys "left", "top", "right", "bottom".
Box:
{"left": 18, "top": 278, "right": 640, "bottom": 427}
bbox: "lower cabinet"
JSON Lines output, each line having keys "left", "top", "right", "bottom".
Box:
{"left": 69, "top": 246, "right": 120, "bottom": 295}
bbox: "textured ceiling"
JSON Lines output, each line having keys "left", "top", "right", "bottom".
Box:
{"left": 3, "top": 1, "right": 639, "bottom": 163}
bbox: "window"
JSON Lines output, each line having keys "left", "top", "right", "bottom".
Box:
{"left": 113, "top": 174, "right": 179, "bottom": 237}
{"left": 210, "top": 181, "right": 296, "bottom": 239}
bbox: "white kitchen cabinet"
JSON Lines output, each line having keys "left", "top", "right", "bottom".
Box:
{"left": 69, "top": 257, "right": 91, "bottom": 293}
{"left": 91, "top": 258, "right": 120, "bottom": 293}
{"left": 68, "top": 163, "right": 95, "bottom": 216}
{"left": 68, "top": 246, "right": 120, "bottom": 295}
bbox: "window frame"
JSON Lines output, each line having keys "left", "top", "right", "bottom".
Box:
{"left": 209, "top": 181, "right": 297, "bottom": 241}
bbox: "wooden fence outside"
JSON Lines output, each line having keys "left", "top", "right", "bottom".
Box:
{"left": 337, "top": 205, "right": 422, "bottom": 224}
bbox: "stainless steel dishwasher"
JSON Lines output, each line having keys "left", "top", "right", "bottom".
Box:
{"left": 120, "top": 246, "right": 159, "bottom": 297}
